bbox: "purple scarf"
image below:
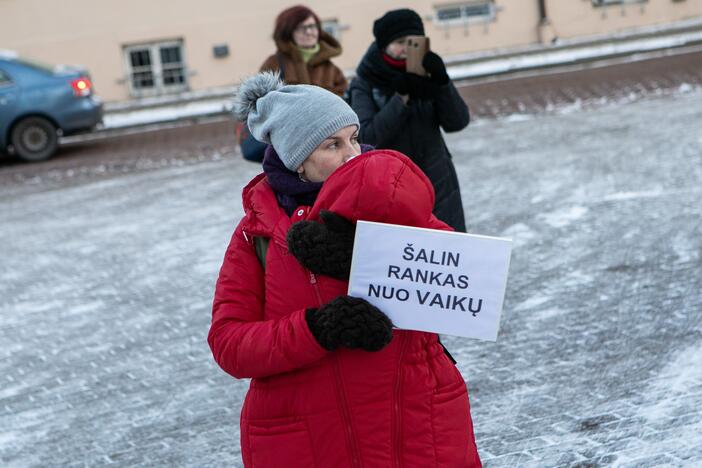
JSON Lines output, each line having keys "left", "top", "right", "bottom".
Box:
{"left": 262, "top": 144, "right": 374, "bottom": 216}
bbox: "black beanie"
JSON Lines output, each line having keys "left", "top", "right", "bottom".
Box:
{"left": 373, "top": 9, "right": 425, "bottom": 50}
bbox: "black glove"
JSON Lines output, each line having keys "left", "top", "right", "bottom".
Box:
{"left": 422, "top": 51, "right": 449, "bottom": 85}
{"left": 287, "top": 210, "right": 355, "bottom": 280}
{"left": 391, "top": 74, "right": 410, "bottom": 96}
{"left": 306, "top": 295, "right": 393, "bottom": 351}
{"left": 391, "top": 73, "right": 438, "bottom": 100}
{"left": 405, "top": 73, "right": 439, "bottom": 100}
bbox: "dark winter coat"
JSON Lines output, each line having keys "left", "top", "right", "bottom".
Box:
{"left": 209, "top": 150, "right": 481, "bottom": 467}
{"left": 260, "top": 32, "right": 348, "bottom": 97}
{"left": 348, "top": 43, "right": 470, "bottom": 232}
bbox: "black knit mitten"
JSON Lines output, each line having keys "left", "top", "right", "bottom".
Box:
{"left": 422, "top": 51, "right": 449, "bottom": 85}
{"left": 405, "top": 74, "right": 439, "bottom": 100}
{"left": 305, "top": 296, "right": 393, "bottom": 352}
{"left": 287, "top": 210, "right": 355, "bottom": 280}
{"left": 391, "top": 74, "right": 409, "bottom": 96}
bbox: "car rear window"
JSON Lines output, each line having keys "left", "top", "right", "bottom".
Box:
{"left": 0, "top": 69, "right": 12, "bottom": 85}
{"left": 16, "top": 58, "right": 55, "bottom": 74}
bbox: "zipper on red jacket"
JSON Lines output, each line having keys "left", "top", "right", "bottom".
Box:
{"left": 308, "top": 271, "right": 362, "bottom": 468}
{"left": 309, "top": 273, "right": 324, "bottom": 306}
{"left": 392, "top": 332, "right": 409, "bottom": 468}
{"left": 332, "top": 355, "right": 362, "bottom": 468}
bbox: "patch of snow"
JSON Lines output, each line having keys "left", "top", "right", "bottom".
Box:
{"left": 515, "top": 295, "right": 550, "bottom": 311}
{"left": 501, "top": 113, "right": 534, "bottom": 123}
{"left": 602, "top": 189, "right": 664, "bottom": 202}
{"left": 0, "top": 49, "right": 18, "bottom": 59}
{"left": 104, "top": 100, "right": 233, "bottom": 129}
{"left": 562, "top": 271, "right": 594, "bottom": 288}
{"left": 531, "top": 308, "right": 564, "bottom": 321}
{"left": 671, "top": 233, "right": 698, "bottom": 265}
{"left": 449, "top": 30, "right": 702, "bottom": 80}
{"left": 501, "top": 223, "right": 537, "bottom": 248}
{"left": 614, "top": 343, "right": 702, "bottom": 465}
{"left": 538, "top": 206, "right": 589, "bottom": 228}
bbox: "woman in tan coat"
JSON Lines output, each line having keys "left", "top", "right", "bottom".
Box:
{"left": 260, "top": 5, "right": 347, "bottom": 96}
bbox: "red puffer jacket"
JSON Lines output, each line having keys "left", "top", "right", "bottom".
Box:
{"left": 209, "top": 150, "right": 481, "bottom": 467}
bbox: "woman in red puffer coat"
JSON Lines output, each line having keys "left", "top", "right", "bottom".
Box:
{"left": 208, "top": 72, "right": 481, "bottom": 467}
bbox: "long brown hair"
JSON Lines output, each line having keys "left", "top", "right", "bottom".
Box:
{"left": 273, "top": 5, "right": 321, "bottom": 43}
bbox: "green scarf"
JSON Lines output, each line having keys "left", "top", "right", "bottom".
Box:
{"left": 297, "top": 43, "right": 320, "bottom": 63}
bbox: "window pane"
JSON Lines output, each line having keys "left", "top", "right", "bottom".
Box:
{"left": 160, "top": 46, "right": 182, "bottom": 64}
{"left": 321, "top": 19, "right": 340, "bottom": 40}
{"left": 16, "top": 58, "right": 54, "bottom": 74}
{"left": 464, "top": 4, "right": 491, "bottom": 17}
{"left": 437, "top": 7, "right": 462, "bottom": 21}
{"left": 162, "top": 68, "right": 185, "bottom": 85}
{"left": 130, "top": 50, "right": 151, "bottom": 67}
{"left": 132, "top": 71, "right": 154, "bottom": 89}
{"left": 124, "top": 41, "right": 186, "bottom": 95}
{"left": 592, "top": 0, "right": 647, "bottom": 5}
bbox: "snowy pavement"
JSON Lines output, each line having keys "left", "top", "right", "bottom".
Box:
{"left": 448, "top": 90, "right": 702, "bottom": 466}
{"left": 2, "top": 91, "right": 702, "bottom": 467}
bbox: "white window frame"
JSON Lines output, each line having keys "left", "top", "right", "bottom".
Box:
{"left": 321, "top": 18, "right": 350, "bottom": 42}
{"left": 591, "top": 0, "right": 647, "bottom": 6}
{"left": 123, "top": 39, "right": 188, "bottom": 98}
{"left": 322, "top": 18, "right": 340, "bottom": 41}
{"left": 434, "top": 1, "right": 496, "bottom": 25}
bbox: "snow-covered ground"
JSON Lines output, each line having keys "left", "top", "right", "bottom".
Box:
{"left": 2, "top": 90, "right": 702, "bottom": 467}
{"left": 103, "top": 100, "right": 232, "bottom": 129}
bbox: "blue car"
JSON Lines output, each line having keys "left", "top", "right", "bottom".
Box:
{"left": 0, "top": 52, "right": 103, "bottom": 162}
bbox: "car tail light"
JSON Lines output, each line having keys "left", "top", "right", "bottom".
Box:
{"left": 70, "top": 77, "right": 92, "bottom": 97}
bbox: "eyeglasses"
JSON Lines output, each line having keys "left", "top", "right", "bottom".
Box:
{"left": 295, "top": 23, "right": 319, "bottom": 34}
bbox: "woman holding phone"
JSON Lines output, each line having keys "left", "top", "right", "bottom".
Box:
{"left": 348, "top": 8, "right": 470, "bottom": 233}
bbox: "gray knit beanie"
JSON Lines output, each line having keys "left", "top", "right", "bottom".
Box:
{"left": 233, "top": 72, "right": 359, "bottom": 171}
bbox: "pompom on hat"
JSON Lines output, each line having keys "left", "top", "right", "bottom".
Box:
{"left": 233, "top": 72, "right": 359, "bottom": 171}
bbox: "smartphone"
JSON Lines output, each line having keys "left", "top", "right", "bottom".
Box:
{"left": 406, "top": 35, "right": 430, "bottom": 76}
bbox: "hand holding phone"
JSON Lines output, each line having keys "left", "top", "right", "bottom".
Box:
{"left": 422, "top": 51, "right": 449, "bottom": 85}
{"left": 406, "top": 36, "right": 430, "bottom": 76}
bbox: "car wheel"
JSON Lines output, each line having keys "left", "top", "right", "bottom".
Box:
{"left": 10, "top": 117, "right": 59, "bottom": 162}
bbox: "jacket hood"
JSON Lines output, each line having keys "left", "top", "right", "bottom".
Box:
{"left": 240, "top": 149, "right": 448, "bottom": 241}
{"left": 310, "top": 150, "right": 444, "bottom": 229}
{"left": 241, "top": 173, "right": 284, "bottom": 238}
{"left": 276, "top": 32, "right": 342, "bottom": 66}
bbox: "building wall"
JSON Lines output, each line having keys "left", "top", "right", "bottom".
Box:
{"left": 1, "top": 0, "right": 700, "bottom": 102}
{"left": 421, "top": 1, "right": 542, "bottom": 55}
{"left": 547, "top": 0, "right": 702, "bottom": 39}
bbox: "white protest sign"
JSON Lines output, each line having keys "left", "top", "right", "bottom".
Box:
{"left": 348, "top": 221, "right": 512, "bottom": 341}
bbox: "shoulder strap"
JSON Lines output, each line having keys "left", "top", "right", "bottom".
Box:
{"left": 253, "top": 236, "right": 270, "bottom": 270}
{"left": 275, "top": 51, "right": 286, "bottom": 80}
{"left": 438, "top": 336, "right": 457, "bottom": 364}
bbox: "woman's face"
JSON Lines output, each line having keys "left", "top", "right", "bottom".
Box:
{"left": 298, "top": 125, "right": 361, "bottom": 183}
{"left": 292, "top": 15, "right": 319, "bottom": 48}
{"left": 385, "top": 37, "right": 408, "bottom": 60}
